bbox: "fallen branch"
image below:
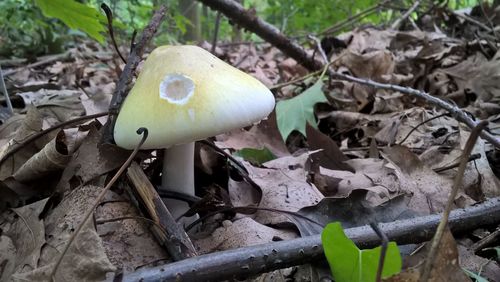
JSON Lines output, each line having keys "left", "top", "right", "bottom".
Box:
{"left": 197, "top": 0, "right": 321, "bottom": 71}
{"left": 122, "top": 197, "right": 500, "bottom": 281}
{"left": 127, "top": 162, "right": 198, "bottom": 260}
{"left": 391, "top": 0, "right": 421, "bottom": 30}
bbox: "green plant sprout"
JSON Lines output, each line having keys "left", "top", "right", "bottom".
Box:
{"left": 321, "top": 222, "right": 402, "bottom": 282}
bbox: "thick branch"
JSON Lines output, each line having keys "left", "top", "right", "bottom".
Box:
{"left": 123, "top": 197, "right": 500, "bottom": 281}
{"left": 197, "top": 0, "right": 322, "bottom": 71}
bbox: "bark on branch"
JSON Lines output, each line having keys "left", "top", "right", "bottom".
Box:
{"left": 123, "top": 197, "right": 500, "bottom": 281}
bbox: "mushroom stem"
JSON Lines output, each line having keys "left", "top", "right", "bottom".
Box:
{"left": 161, "top": 142, "right": 195, "bottom": 221}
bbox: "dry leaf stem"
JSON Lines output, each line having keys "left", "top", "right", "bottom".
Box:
{"left": 50, "top": 128, "right": 148, "bottom": 281}
{"left": 419, "top": 120, "right": 489, "bottom": 282}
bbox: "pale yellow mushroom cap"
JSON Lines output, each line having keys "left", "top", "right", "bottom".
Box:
{"left": 114, "top": 45, "right": 275, "bottom": 149}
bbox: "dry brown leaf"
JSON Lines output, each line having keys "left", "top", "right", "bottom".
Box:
{"left": 96, "top": 190, "right": 168, "bottom": 272}
{"left": 382, "top": 145, "right": 457, "bottom": 214}
{"left": 0, "top": 107, "right": 52, "bottom": 181}
{"left": 194, "top": 217, "right": 297, "bottom": 254}
{"left": 319, "top": 158, "right": 400, "bottom": 206}
{"left": 56, "top": 125, "right": 128, "bottom": 192}
{"left": 36, "top": 185, "right": 116, "bottom": 281}
{"left": 393, "top": 230, "right": 471, "bottom": 282}
{"left": 241, "top": 152, "right": 324, "bottom": 225}
{"left": 13, "top": 130, "right": 72, "bottom": 183}
{"left": 2, "top": 198, "right": 49, "bottom": 278}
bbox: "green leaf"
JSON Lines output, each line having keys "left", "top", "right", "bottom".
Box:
{"left": 233, "top": 147, "right": 276, "bottom": 165}
{"left": 35, "top": 0, "right": 107, "bottom": 43}
{"left": 321, "top": 222, "right": 402, "bottom": 282}
{"left": 276, "top": 79, "right": 327, "bottom": 141}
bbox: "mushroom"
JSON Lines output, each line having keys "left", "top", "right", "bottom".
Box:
{"left": 114, "top": 45, "right": 275, "bottom": 224}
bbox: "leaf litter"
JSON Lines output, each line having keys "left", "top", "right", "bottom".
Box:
{"left": 1, "top": 4, "right": 500, "bottom": 281}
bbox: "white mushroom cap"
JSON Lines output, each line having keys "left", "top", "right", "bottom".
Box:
{"left": 114, "top": 45, "right": 275, "bottom": 149}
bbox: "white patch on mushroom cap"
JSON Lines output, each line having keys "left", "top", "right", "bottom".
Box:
{"left": 188, "top": 108, "right": 195, "bottom": 121}
{"left": 159, "top": 74, "right": 195, "bottom": 104}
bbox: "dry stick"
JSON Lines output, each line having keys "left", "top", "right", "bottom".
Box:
{"left": 101, "top": 3, "right": 127, "bottom": 64}
{"left": 50, "top": 128, "right": 148, "bottom": 281}
{"left": 198, "top": 0, "right": 500, "bottom": 149}
{"left": 0, "top": 112, "right": 110, "bottom": 168}
{"left": 211, "top": 12, "right": 222, "bottom": 54}
{"left": 185, "top": 205, "right": 324, "bottom": 232}
{"left": 391, "top": 0, "right": 422, "bottom": 30}
{"left": 102, "top": 5, "right": 167, "bottom": 144}
{"left": 452, "top": 10, "right": 492, "bottom": 33}
{"left": 328, "top": 74, "right": 500, "bottom": 148}
{"left": 127, "top": 162, "right": 198, "bottom": 260}
{"left": 123, "top": 197, "right": 500, "bottom": 282}
{"left": 419, "top": 120, "right": 489, "bottom": 282}
{"left": 397, "top": 113, "right": 449, "bottom": 145}
{"left": 96, "top": 215, "right": 168, "bottom": 236}
{"left": 3, "top": 51, "right": 114, "bottom": 77}
{"left": 320, "top": 0, "right": 389, "bottom": 35}
{"left": 0, "top": 64, "right": 13, "bottom": 115}
{"left": 307, "top": 35, "right": 329, "bottom": 64}
{"left": 197, "top": 0, "right": 321, "bottom": 71}
{"left": 370, "top": 222, "right": 388, "bottom": 282}
{"left": 478, "top": 0, "right": 499, "bottom": 40}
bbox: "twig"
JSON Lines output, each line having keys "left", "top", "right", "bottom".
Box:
{"left": 420, "top": 121, "right": 489, "bottom": 282}
{"left": 3, "top": 51, "right": 114, "bottom": 77}
{"left": 0, "top": 64, "right": 13, "bottom": 115}
{"left": 102, "top": 5, "right": 167, "bottom": 143}
{"left": 391, "top": 0, "right": 421, "bottom": 30}
{"left": 370, "top": 222, "right": 388, "bottom": 282}
{"left": 101, "top": 3, "right": 127, "bottom": 64}
{"left": 478, "top": 0, "right": 499, "bottom": 40}
{"left": 123, "top": 196, "right": 500, "bottom": 282}
{"left": 127, "top": 162, "right": 198, "bottom": 260}
{"left": 199, "top": 0, "right": 500, "bottom": 149}
{"left": 0, "top": 112, "right": 110, "bottom": 168}
{"left": 185, "top": 205, "right": 324, "bottom": 232}
{"left": 95, "top": 215, "right": 168, "bottom": 235}
{"left": 197, "top": 0, "right": 322, "bottom": 71}
{"left": 270, "top": 70, "right": 321, "bottom": 90}
{"left": 307, "top": 35, "right": 328, "bottom": 64}
{"left": 327, "top": 72, "right": 500, "bottom": 149}
{"left": 211, "top": 12, "right": 222, "bottom": 53}
{"left": 398, "top": 113, "right": 449, "bottom": 145}
{"left": 452, "top": 10, "right": 492, "bottom": 33}
{"left": 50, "top": 127, "right": 148, "bottom": 280}
{"left": 433, "top": 153, "right": 481, "bottom": 173}
{"left": 320, "top": 0, "right": 390, "bottom": 35}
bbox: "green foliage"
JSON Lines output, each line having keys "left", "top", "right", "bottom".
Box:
{"left": 35, "top": 0, "right": 107, "bottom": 43}
{"left": 262, "top": 0, "right": 380, "bottom": 35}
{"left": 0, "top": 0, "right": 67, "bottom": 58}
{"left": 321, "top": 222, "right": 402, "bottom": 282}
{"left": 276, "top": 76, "right": 327, "bottom": 141}
{"left": 234, "top": 147, "right": 276, "bottom": 165}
